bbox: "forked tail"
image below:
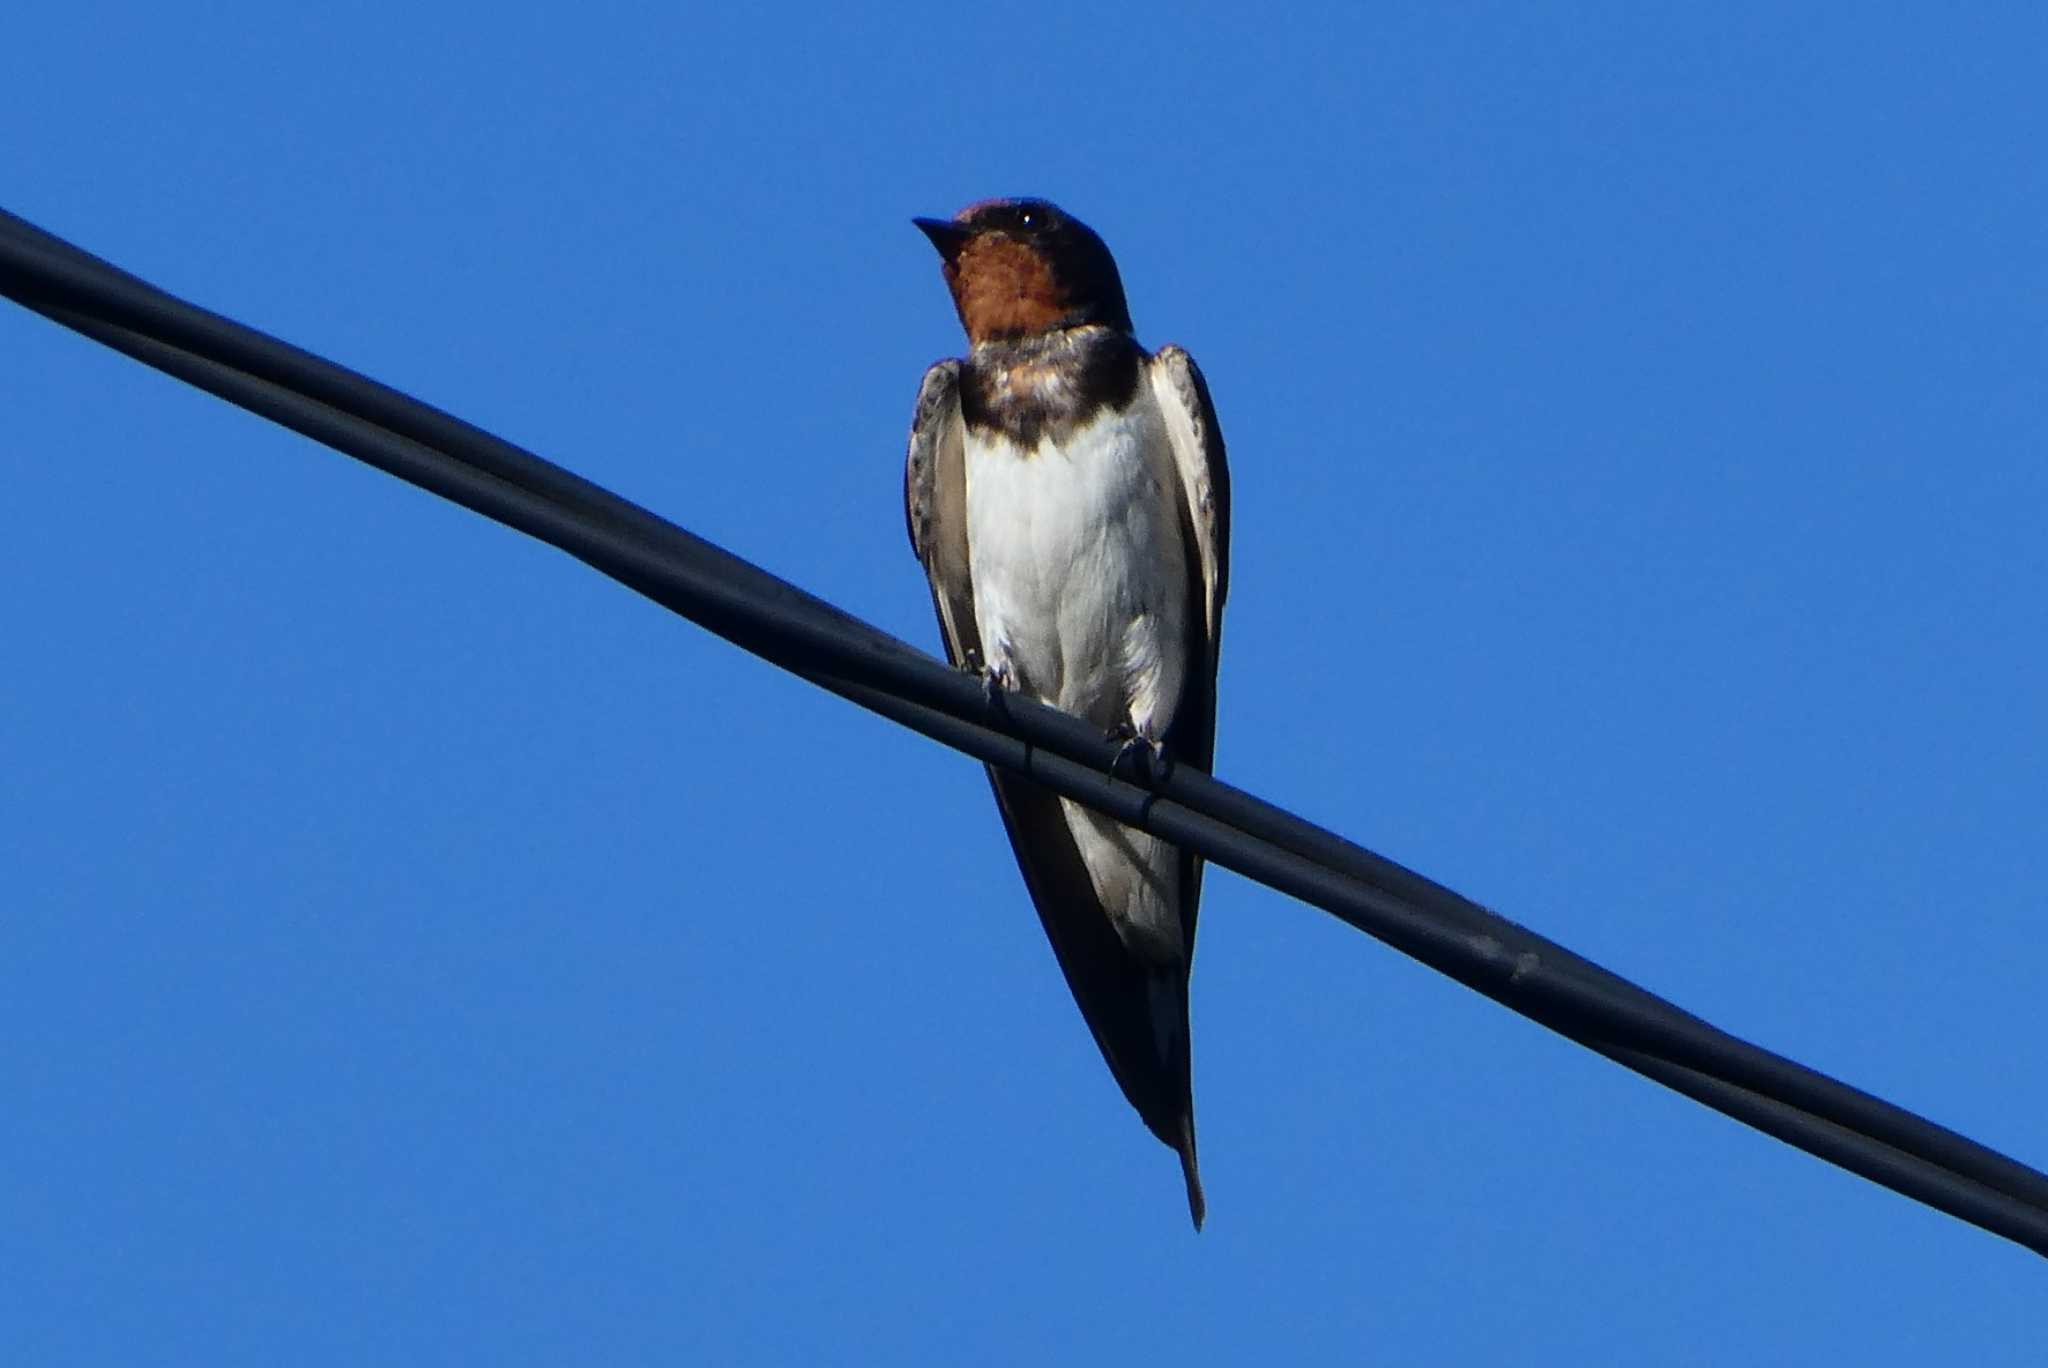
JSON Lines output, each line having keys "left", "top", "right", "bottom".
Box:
{"left": 1176, "top": 1113, "right": 1206, "bottom": 1231}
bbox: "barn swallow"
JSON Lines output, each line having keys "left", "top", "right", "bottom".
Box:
{"left": 903, "top": 198, "right": 1230, "bottom": 1227}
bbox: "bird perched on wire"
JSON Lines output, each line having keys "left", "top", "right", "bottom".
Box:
{"left": 903, "top": 198, "right": 1230, "bottom": 1228}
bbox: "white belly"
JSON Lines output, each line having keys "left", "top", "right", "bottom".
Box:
{"left": 963, "top": 398, "right": 1193, "bottom": 968}
{"left": 963, "top": 401, "right": 1190, "bottom": 733}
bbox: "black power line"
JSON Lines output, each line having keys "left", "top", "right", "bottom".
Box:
{"left": 4, "top": 204, "right": 2043, "bottom": 1256}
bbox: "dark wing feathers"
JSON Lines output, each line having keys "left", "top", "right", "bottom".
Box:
{"left": 904, "top": 361, "right": 977, "bottom": 665}
{"left": 1149, "top": 345, "right": 1230, "bottom": 650}
{"left": 1146, "top": 345, "right": 1232, "bottom": 955}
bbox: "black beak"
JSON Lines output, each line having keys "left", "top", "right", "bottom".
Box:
{"left": 913, "top": 216, "right": 972, "bottom": 260}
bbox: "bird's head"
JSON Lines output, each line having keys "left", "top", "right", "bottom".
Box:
{"left": 913, "top": 198, "right": 1133, "bottom": 345}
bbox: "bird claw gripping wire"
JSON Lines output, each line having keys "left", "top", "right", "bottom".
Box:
{"left": 961, "top": 647, "right": 1014, "bottom": 719}
{"left": 1106, "top": 717, "right": 1168, "bottom": 785}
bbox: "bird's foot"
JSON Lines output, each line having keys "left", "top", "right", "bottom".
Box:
{"left": 1106, "top": 717, "right": 1169, "bottom": 784}
{"left": 962, "top": 648, "right": 1015, "bottom": 716}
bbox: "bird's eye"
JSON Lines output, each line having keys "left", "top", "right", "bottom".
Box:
{"left": 1017, "top": 209, "right": 1037, "bottom": 228}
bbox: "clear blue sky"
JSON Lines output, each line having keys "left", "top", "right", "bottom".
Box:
{"left": 5, "top": 5, "right": 2043, "bottom": 1363}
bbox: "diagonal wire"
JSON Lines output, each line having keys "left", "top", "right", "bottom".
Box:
{"left": 4, "top": 204, "right": 2044, "bottom": 1256}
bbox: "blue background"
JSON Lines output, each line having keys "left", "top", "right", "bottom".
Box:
{"left": 5, "top": 5, "right": 2043, "bottom": 1362}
